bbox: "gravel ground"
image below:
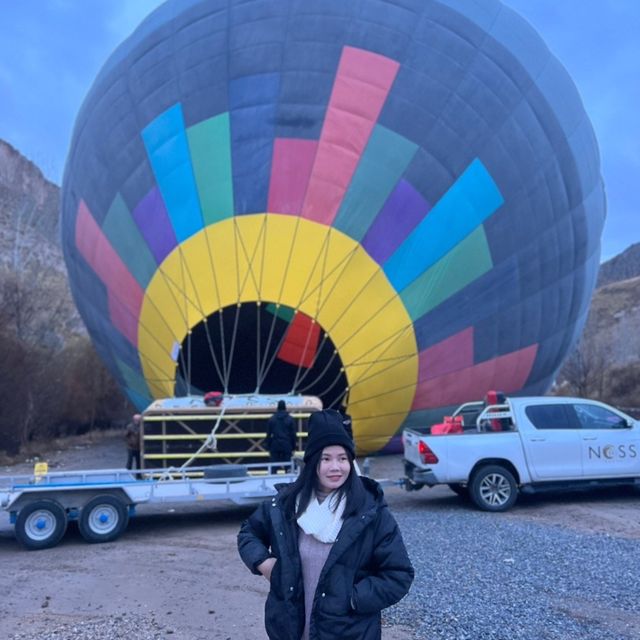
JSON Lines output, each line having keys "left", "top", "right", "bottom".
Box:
{"left": 7, "top": 614, "right": 167, "bottom": 640}
{"left": 385, "top": 501, "right": 640, "bottom": 640}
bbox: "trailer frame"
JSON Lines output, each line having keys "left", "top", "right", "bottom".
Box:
{"left": 0, "top": 460, "right": 300, "bottom": 550}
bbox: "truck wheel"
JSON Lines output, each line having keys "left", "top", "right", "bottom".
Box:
{"left": 15, "top": 500, "right": 67, "bottom": 550}
{"left": 78, "top": 495, "right": 129, "bottom": 543}
{"left": 470, "top": 465, "right": 517, "bottom": 512}
{"left": 447, "top": 483, "right": 469, "bottom": 498}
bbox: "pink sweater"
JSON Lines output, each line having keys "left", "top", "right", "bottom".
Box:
{"left": 298, "top": 529, "right": 333, "bottom": 640}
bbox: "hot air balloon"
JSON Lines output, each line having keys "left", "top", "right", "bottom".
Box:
{"left": 61, "top": 0, "right": 605, "bottom": 454}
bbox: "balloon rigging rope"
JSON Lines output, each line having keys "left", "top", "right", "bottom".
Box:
{"left": 138, "top": 266, "right": 189, "bottom": 382}
{"left": 227, "top": 215, "right": 270, "bottom": 391}
{"left": 293, "top": 242, "right": 351, "bottom": 393}
{"left": 348, "top": 244, "right": 502, "bottom": 410}
{"left": 310, "top": 365, "right": 349, "bottom": 408}
{"left": 224, "top": 216, "right": 244, "bottom": 392}
{"left": 295, "top": 235, "right": 362, "bottom": 395}
{"left": 344, "top": 256, "right": 451, "bottom": 393}
{"left": 201, "top": 225, "right": 227, "bottom": 390}
{"left": 135, "top": 240, "right": 222, "bottom": 392}
{"left": 255, "top": 217, "right": 270, "bottom": 390}
{"left": 175, "top": 239, "right": 226, "bottom": 393}
{"left": 178, "top": 251, "right": 192, "bottom": 389}
{"left": 345, "top": 321, "right": 416, "bottom": 390}
{"left": 258, "top": 312, "right": 301, "bottom": 392}
{"left": 294, "top": 242, "right": 362, "bottom": 390}
{"left": 259, "top": 221, "right": 348, "bottom": 395}
{"left": 135, "top": 284, "right": 185, "bottom": 383}
{"left": 225, "top": 213, "right": 270, "bottom": 391}
{"left": 202, "top": 320, "right": 224, "bottom": 389}
{"left": 289, "top": 227, "right": 333, "bottom": 392}
{"left": 349, "top": 378, "right": 418, "bottom": 415}
{"left": 147, "top": 239, "right": 214, "bottom": 393}
{"left": 173, "top": 245, "right": 189, "bottom": 384}
{"left": 255, "top": 216, "right": 304, "bottom": 390}
{"left": 296, "top": 248, "right": 427, "bottom": 400}
{"left": 256, "top": 306, "right": 282, "bottom": 390}
{"left": 255, "top": 299, "right": 261, "bottom": 393}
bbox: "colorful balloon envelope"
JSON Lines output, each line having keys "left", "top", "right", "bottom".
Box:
{"left": 61, "top": 0, "right": 605, "bottom": 454}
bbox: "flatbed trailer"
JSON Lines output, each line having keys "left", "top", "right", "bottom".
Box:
{"left": 0, "top": 461, "right": 299, "bottom": 550}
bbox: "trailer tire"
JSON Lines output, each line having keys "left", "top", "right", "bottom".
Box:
{"left": 15, "top": 500, "right": 67, "bottom": 550}
{"left": 204, "top": 464, "right": 248, "bottom": 482}
{"left": 470, "top": 465, "right": 517, "bottom": 512}
{"left": 79, "top": 495, "right": 129, "bottom": 543}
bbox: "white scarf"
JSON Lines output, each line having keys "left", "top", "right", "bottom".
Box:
{"left": 297, "top": 491, "right": 346, "bottom": 543}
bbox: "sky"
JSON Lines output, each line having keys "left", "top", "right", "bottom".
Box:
{"left": 0, "top": 1, "right": 638, "bottom": 261}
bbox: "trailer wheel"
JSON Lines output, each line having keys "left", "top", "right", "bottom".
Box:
{"left": 470, "top": 465, "right": 517, "bottom": 512}
{"left": 15, "top": 500, "right": 67, "bottom": 550}
{"left": 79, "top": 495, "right": 129, "bottom": 543}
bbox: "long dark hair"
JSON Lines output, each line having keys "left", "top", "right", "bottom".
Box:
{"left": 281, "top": 447, "right": 365, "bottom": 520}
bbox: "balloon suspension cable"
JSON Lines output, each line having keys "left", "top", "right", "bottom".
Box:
{"left": 296, "top": 335, "right": 336, "bottom": 393}
{"left": 289, "top": 229, "right": 332, "bottom": 392}
{"left": 178, "top": 404, "right": 227, "bottom": 471}
{"left": 255, "top": 304, "right": 280, "bottom": 390}
{"left": 224, "top": 303, "right": 241, "bottom": 393}
{"left": 201, "top": 225, "right": 228, "bottom": 391}
{"left": 255, "top": 301, "right": 261, "bottom": 393}
{"left": 203, "top": 319, "right": 226, "bottom": 390}
{"left": 256, "top": 216, "right": 305, "bottom": 389}
{"left": 293, "top": 239, "right": 362, "bottom": 393}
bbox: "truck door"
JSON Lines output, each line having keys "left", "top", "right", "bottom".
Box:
{"left": 571, "top": 403, "right": 640, "bottom": 478}
{"left": 520, "top": 404, "right": 582, "bottom": 480}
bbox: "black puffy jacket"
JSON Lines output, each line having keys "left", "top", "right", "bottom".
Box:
{"left": 237, "top": 477, "right": 414, "bottom": 640}
{"left": 266, "top": 410, "right": 296, "bottom": 454}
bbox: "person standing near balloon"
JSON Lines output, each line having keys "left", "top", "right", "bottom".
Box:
{"left": 338, "top": 404, "right": 353, "bottom": 442}
{"left": 238, "top": 410, "right": 414, "bottom": 639}
{"left": 124, "top": 414, "right": 141, "bottom": 472}
{"left": 265, "top": 400, "right": 297, "bottom": 470}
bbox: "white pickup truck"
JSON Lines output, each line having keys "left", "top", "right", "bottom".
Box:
{"left": 402, "top": 396, "right": 640, "bottom": 511}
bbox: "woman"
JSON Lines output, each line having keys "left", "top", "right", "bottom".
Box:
{"left": 237, "top": 410, "right": 414, "bottom": 639}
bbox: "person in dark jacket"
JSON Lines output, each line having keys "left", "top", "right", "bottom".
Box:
{"left": 338, "top": 404, "right": 353, "bottom": 442}
{"left": 265, "top": 400, "right": 296, "bottom": 469}
{"left": 124, "top": 414, "right": 141, "bottom": 471}
{"left": 238, "top": 410, "right": 414, "bottom": 640}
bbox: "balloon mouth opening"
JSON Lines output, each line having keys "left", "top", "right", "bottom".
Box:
{"left": 175, "top": 302, "right": 348, "bottom": 409}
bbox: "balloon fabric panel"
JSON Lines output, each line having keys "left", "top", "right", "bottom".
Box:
{"left": 102, "top": 194, "right": 158, "bottom": 289}
{"left": 131, "top": 188, "right": 177, "bottom": 264}
{"left": 142, "top": 104, "right": 204, "bottom": 242}
{"left": 187, "top": 114, "right": 235, "bottom": 224}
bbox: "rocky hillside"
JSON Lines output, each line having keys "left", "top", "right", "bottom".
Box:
{"left": 556, "top": 253, "right": 640, "bottom": 407}
{"left": 585, "top": 275, "right": 640, "bottom": 364}
{"left": 597, "top": 242, "right": 640, "bottom": 288}
{"left": 585, "top": 242, "right": 640, "bottom": 368}
{"left": 0, "top": 140, "right": 83, "bottom": 348}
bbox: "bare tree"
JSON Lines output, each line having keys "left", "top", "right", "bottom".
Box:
{"left": 558, "top": 338, "right": 607, "bottom": 399}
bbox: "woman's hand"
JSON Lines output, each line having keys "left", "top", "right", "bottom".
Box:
{"left": 257, "top": 557, "right": 277, "bottom": 580}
